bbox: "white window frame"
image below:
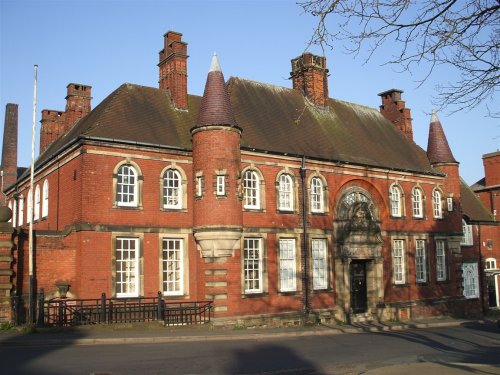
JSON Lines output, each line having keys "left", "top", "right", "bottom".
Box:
{"left": 18, "top": 195, "right": 24, "bottom": 226}
{"left": 34, "top": 185, "right": 40, "bottom": 221}
{"left": 243, "top": 238, "right": 263, "bottom": 294}
{"left": 27, "top": 189, "right": 33, "bottom": 224}
{"left": 392, "top": 239, "right": 405, "bottom": 284}
{"left": 415, "top": 239, "right": 427, "bottom": 283}
{"left": 390, "top": 185, "right": 402, "bottom": 217}
{"left": 462, "top": 263, "right": 479, "bottom": 299}
{"left": 163, "top": 169, "right": 182, "bottom": 209}
{"left": 243, "top": 170, "right": 260, "bottom": 209}
{"left": 42, "top": 179, "right": 49, "bottom": 218}
{"left": 485, "top": 258, "right": 497, "bottom": 270}
{"left": 461, "top": 219, "right": 473, "bottom": 246}
{"left": 433, "top": 189, "right": 443, "bottom": 219}
{"left": 412, "top": 187, "right": 423, "bottom": 218}
{"left": 162, "top": 238, "right": 184, "bottom": 296}
{"left": 216, "top": 175, "right": 225, "bottom": 196}
{"left": 116, "top": 164, "right": 138, "bottom": 207}
{"left": 196, "top": 175, "right": 203, "bottom": 198}
{"left": 279, "top": 239, "right": 297, "bottom": 292}
{"left": 436, "top": 240, "right": 447, "bottom": 281}
{"left": 312, "top": 238, "right": 328, "bottom": 290}
{"left": 447, "top": 197, "right": 453, "bottom": 211}
{"left": 12, "top": 199, "right": 17, "bottom": 227}
{"left": 311, "top": 177, "right": 324, "bottom": 213}
{"left": 115, "top": 237, "right": 140, "bottom": 298}
{"left": 7, "top": 201, "right": 12, "bottom": 223}
{"left": 278, "top": 174, "right": 294, "bottom": 211}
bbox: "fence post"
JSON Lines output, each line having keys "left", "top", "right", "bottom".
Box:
{"left": 100, "top": 293, "right": 106, "bottom": 323}
{"left": 157, "top": 291, "right": 163, "bottom": 321}
{"left": 108, "top": 300, "right": 113, "bottom": 323}
{"left": 36, "top": 289, "right": 45, "bottom": 327}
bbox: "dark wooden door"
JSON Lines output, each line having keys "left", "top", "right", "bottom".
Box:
{"left": 488, "top": 276, "right": 498, "bottom": 307}
{"left": 350, "top": 260, "right": 367, "bottom": 313}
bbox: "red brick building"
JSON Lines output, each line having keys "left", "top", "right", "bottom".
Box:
{"left": 470, "top": 151, "right": 500, "bottom": 308}
{"left": 0, "top": 31, "right": 490, "bottom": 323}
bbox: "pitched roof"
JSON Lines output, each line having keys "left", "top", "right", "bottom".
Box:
{"left": 33, "top": 78, "right": 438, "bottom": 176}
{"left": 229, "top": 78, "right": 435, "bottom": 173}
{"left": 461, "top": 179, "right": 494, "bottom": 222}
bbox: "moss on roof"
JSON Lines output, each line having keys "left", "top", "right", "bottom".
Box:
{"left": 35, "top": 78, "right": 437, "bottom": 176}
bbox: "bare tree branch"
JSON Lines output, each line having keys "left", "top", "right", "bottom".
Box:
{"left": 299, "top": 0, "right": 500, "bottom": 115}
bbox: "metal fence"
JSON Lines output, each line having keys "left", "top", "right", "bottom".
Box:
{"left": 9, "top": 291, "right": 213, "bottom": 327}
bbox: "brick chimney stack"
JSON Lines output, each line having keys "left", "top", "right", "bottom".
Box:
{"left": 158, "top": 31, "right": 188, "bottom": 110}
{"left": 290, "top": 53, "right": 329, "bottom": 107}
{"left": 40, "top": 83, "right": 91, "bottom": 154}
{"left": 378, "top": 89, "right": 414, "bottom": 141}
{"left": 64, "top": 83, "right": 92, "bottom": 126}
{"left": 1, "top": 103, "right": 18, "bottom": 198}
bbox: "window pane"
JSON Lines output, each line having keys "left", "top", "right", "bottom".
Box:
{"left": 117, "top": 165, "right": 137, "bottom": 206}
{"left": 244, "top": 238, "right": 262, "bottom": 293}
{"left": 116, "top": 237, "right": 139, "bottom": 297}
{"left": 390, "top": 186, "right": 401, "bottom": 217}
{"left": 312, "top": 239, "right": 328, "bottom": 290}
{"left": 311, "top": 177, "right": 323, "bottom": 212}
{"left": 412, "top": 188, "right": 422, "bottom": 218}
{"left": 278, "top": 174, "right": 293, "bottom": 210}
{"left": 462, "top": 263, "right": 479, "bottom": 299}
{"left": 392, "top": 240, "right": 405, "bottom": 284}
{"left": 415, "top": 240, "right": 427, "bottom": 282}
{"left": 162, "top": 239, "right": 184, "bottom": 295}
{"left": 163, "top": 169, "right": 181, "bottom": 208}
{"left": 279, "top": 239, "right": 296, "bottom": 291}
{"left": 436, "top": 240, "right": 446, "bottom": 280}
{"left": 243, "top": 171, "right": 259, "bottom": 209}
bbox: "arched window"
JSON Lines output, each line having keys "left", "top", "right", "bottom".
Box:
{"left": 278, "top": 173, "right": 294, "bottom": 211}
{"left": 390, "top": 185, "right": 402, "bottom": 217}
{"left": 163, "top": 169, "right": 182, "bottom": 209}
{"left": 18, "top": 195, "right": 24, "bottom": 226}
{"left": 243, "top": 169, "right": 260, "bottom": 209}
{"left": 34, "top": 185, "right": 40, "bottom": 221}
{"left": 412, "top": 187, "right": 423, "bottom": 218}
{"left": 116, "top": 164, "right": 139, "bottom": 207}
{"left": 42, "top": 180, "right": 49, "bottom": 218}
{"left": 311, "top": 177, "right": 324, "bottom": 213}
{"left": 433, "top": 189, "right": 443, "bottom": 218}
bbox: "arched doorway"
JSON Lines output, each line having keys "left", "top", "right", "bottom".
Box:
{"left": 334, "top": 188, "right": 384, "bottom": 321}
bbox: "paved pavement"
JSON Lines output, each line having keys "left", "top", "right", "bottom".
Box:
{"left": 1, "top": 317, "right": 499, "bottom": 374}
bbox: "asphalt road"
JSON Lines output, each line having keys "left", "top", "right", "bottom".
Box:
{"left": 0, "top": 322, "right": 499, "bottom": 374}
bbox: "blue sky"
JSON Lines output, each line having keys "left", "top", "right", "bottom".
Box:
{"left": 0, "top": 0, "right": 498, "bottom": 185}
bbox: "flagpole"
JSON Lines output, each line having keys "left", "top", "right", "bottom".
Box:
{"left": 28, "top": 64, "right": 38, "bottom": 324}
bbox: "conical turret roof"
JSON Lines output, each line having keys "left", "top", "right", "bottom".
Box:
{"left": 195, "top": 53, "right": 237, "bottom": 128}
{"left": 427, "top": 111, "right": 457, "bottom": 164}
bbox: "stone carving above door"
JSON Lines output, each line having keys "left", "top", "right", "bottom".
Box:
{"left": 335, "top": 189, "right": 383, "bottom": 261}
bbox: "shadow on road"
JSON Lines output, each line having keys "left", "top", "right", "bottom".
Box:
{"left": 227, "top": 343, "right": 324, "bottom": 375}
{"left": 0, "top": 327, "right": 87, "bottom": 375}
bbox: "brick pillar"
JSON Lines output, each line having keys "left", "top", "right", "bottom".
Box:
{"left": 0, "top": 207, "right": 15, "bottom": 322}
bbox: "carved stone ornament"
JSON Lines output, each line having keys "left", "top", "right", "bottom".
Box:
{"left": 194, "top": 228, "right": 242, "bottom": 258}
{"left": 336, "top": 190, "right": 383, "bottom": 261}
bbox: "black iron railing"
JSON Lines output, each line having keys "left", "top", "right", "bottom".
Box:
{"left": 38, "top": 291, "right": 213, "bottom": 327}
